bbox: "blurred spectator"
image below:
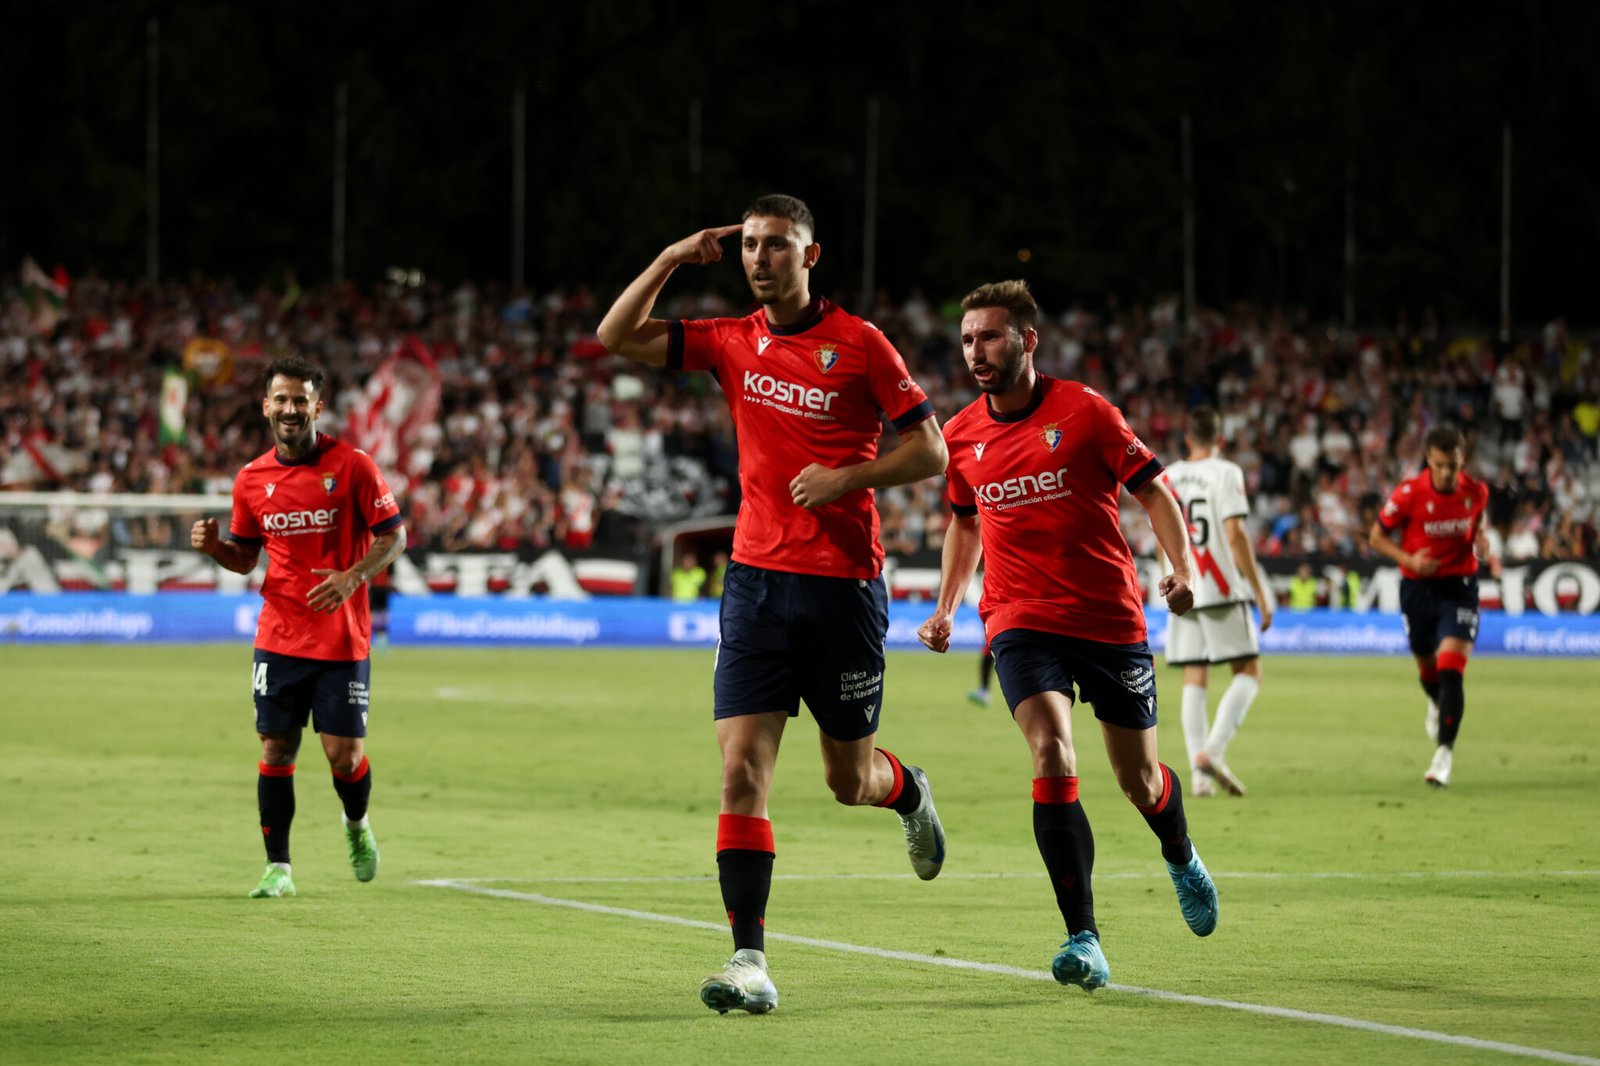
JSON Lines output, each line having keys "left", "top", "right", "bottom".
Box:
{"left": 1288, "top": 563, "right": 1319, "bottom": 610}
{"left": 670, "top": 550, "right": 706, "bottom": 602}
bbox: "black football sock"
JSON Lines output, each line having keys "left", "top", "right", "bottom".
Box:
{"left": 1437, "top": 670, "right": 1465, "bottom": 746}
{"left": 257, "top": 762, "right": 296, "bottom": 864}
{"left": 1136, "top": 764, "right": 1194, "bottom": 866}
{"left": 979, "top": 654, "right": 994, "bottom": 690}
{"left": 873, "top": 749, "right": 923, "bottom": 816}
{"left": 716, "top": 815, "right": 775, "bottom": 952}
{"left": 1033, "top": 777, "right": 1097, "bottom": 937}
{"left": 331, "top": 756, "right": 372, "bottom": 821}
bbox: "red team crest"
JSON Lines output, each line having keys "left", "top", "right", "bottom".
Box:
{"left": 321, "top": 474, "right": 338, "bottom": 494}
{"left": 813, "top": 343, "right": 840, "bottom": 373}
{"left": 1039, "top": 422, "right": 1063, "bottom": 452}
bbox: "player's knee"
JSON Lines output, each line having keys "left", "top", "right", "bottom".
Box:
{"left": 1030, "top": 736, "right": 1076, "bottom": 778}
{"left": 259, "top": 737, "right": 297, "bottom": 765}
{"left": 823, "top": 767, "right": 873, "bottom": 806}
{"left": 1117, "top": 766, "right": 1163, "bottom": 807}
{"left": 324, "top": 744, "right": 363, "bottom": 777}
{"left": 719, "top": 755, "right": 769, "bottom": 801}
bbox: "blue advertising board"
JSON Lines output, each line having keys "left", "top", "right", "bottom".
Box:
{"left": 2, "top": 593, "right": 1598, "bottom": 657}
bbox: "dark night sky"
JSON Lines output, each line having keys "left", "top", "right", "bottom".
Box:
{"left": 3, "top": 0, "right": 1597, "bottom": 327}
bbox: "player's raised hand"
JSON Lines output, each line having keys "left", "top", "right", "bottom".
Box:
{"left": 917, "top": 612, "right": 953, "bottom": 654}
{"left": 1160, "top": 572, "right": 1195, "bottom": 616}
{"left": 191, "top": 517, "right": 221, "bottom": 554}
{"left": 308, "top": 567, "right": 362, "bottom": 613}
{"left": 790, "top": 463, "right": 849, "bottom": 509}
{"left": 663, "top": 224, "right": 742, "bottom": 267}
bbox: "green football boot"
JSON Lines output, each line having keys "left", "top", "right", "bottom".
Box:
{"left": 248, "top": 864, "right": 296, "bottom": 898}
{"left": 345, "top": 820, "right": 380, "bottom": 882}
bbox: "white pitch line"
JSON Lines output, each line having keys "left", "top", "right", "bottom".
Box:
{"left": 417, "top": 877, "right": 1600, "bottom": 1066}
{"left": 431, "top": 868, "right": 1600, "bottom": 886}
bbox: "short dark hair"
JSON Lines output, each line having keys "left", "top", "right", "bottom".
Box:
{"left": 1424, "top": 424, "right": 1463, "bottom": 453}
{"left": 1187, "top": 406, "right": 1222, "bottom": 444}
{"left": 960, "top": 279, "right": 1038, "bottom": 335}
{"left": 263, "top": 354, "right": 325, "bottom": 394}
{"left": 743, "top": 193, "right": 815, "bottom": 239}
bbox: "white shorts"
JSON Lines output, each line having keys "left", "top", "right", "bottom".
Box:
{"left": 1165, "top": 602, "right": 1261, "bottom": 666}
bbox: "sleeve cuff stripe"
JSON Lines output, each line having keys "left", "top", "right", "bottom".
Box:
{"left": 891, "top": 400, "right": 935, "bottom": 433}
{"left": 1124, "top": 457, "right": 1163, "bottom": 493}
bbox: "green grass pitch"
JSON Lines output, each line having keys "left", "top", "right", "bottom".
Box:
{"left": 1, "top": 644, "right": 1596, "bottom": 1064}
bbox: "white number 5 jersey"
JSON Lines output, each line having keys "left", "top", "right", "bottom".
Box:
{"left": 1162, "top": 456, "right": 1254, "bottom": 609}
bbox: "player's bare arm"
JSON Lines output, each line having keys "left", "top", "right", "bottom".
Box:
{"left": 596, "top": 224, "right": 742, "bottom": 365}
{"left": 1368, "top": 521, "right": 1437, "bottom": 575}
{"left": 308, "top": 526, "right": 407, "bottom": 613}
{"left": 1225, "top": 514, "right": 1274, "bottom": 632}
{"left": 789, "top": 417, "right": 948, "bottom": 510}
{"left": 190, "top": 517, "right": 260, "bottom": 575}
{"left": 917, "top": 511, "right": 982, "bottom": 654}
{"left": 1135, "top": 479, "right": 1195, "bottom": 615}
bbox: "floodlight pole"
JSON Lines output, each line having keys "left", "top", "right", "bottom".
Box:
{"left": 512, "top": 88, "right": 526, "bottom": 289}
{"left": 333, "top": 82, "right": 348, "bottom": 284}
{"left": 145, "top": 19, "right": 160, "bottom": 284}
{"left": 860, "top": 97, "right": 881, "bottom": 314}
{"left": 1499, "top": 122, "right": 1512, "bottom": 338}
{"left": 688, "top": 98, "right": 702, "bottom": 227}
{"left": 1181, "top": 112, "right": 1196, "bottom": 336}
{"left": 1344, "top": 159, "right": 1355, "bottom": 329}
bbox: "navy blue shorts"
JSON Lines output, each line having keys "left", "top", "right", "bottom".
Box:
{"left": 251, "top": 649, "right": 371, "bottom": 738}
{"left": 713, "top": 561, "right": 889, "bottom": 741}
{"left": 1400, "top": 576, "right": 1480, "bottom": 658}
{"left": 989, "top": 628, "right": 1159, "bottom": 730}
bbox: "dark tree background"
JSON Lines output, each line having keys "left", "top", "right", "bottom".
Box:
{"left": 3, "top": 0, "right": 1596, "bottom": 327}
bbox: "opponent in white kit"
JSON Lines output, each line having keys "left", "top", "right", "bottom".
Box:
{"left": 1160, "top": 406, "right": 1273, "bottom": 797}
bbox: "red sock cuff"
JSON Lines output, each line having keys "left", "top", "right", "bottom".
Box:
{"left": 1418, "top": 664, "right": 1440, "bottom": 683}
{"left": 258, "top": 761, "right": 295, "bottom": 778}
{"left": 716, "top": 814, "right": 775, "bottom": 854}
{"left": 332, "top": 756, "right": 370, "bottom": 784}
{"left": 1135, "top": 764, "right": 1176, "bottom": 815}
{"left": 1032, "top": 776, "right": 1079, "bottom": 804}
{"left": 1436, "top": 651, "right": 1468, "bottom": 674}
{"left": 874, "top": 748, "right": 906, "bottom": 808}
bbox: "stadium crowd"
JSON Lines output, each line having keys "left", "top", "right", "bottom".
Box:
{"left": 2, "top": 272, "right": 1597, "bottom": 573}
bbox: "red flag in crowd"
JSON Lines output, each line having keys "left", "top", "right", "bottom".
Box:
{"left": 344, "top": 335, "right": 442, "bottom": 476}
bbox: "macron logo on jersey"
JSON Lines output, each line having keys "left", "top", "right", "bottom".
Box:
{"left": 758, "top": 336, "right": 773, "bottom": 354}
{"left": 742, "top": 370, "right": 840, "bottom": 413}
{"left": 973, "top": 442, "right": 987, "bottom": 461}
{"left": 262, "top": 507, "right": 340, "bottom": 533}
{"left": 265, "top": 483, "right": 276, "bottom": 497}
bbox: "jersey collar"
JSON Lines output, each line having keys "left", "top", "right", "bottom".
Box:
{"left": 764, "top": 297, "right": 830, "bottom": 336}
{"left": 985, "top": 374, "right": 1053, "bottom": 423}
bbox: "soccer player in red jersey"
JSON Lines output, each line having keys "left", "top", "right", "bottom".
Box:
{"left": 917, "top": 280, "right": 1218, "bottom": 991}
{"left": 191, "top": 356, "right": 406, "bottom": 899}
{"left": 598, "top": 194, "right": 949, "bottom": 1015}
{"left": 1368, "top": 424, "right": 1489, "bottom": 788}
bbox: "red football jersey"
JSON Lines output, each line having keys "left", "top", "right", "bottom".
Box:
{"left": 943, "top": 375, "right": 1162, "bottom": 644}
{"left": 229, "top": 433, "right": 404, "bottom": 660}
{"left": 1376, "top": 468, "right": 1488, "bottom": 579}
{"left": 669, "top": 298, "right": 934, "bottom": 580}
